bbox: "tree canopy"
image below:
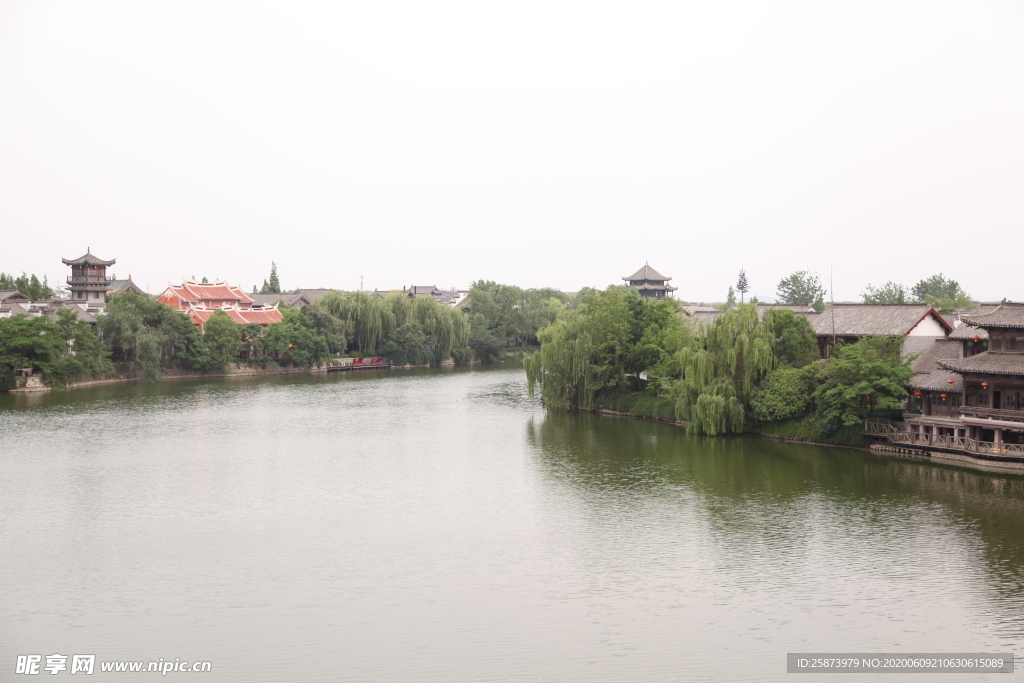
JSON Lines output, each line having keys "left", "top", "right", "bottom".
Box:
{"left": 0, "top": 315, "right": 66, "bottom": 389}
{"left": 259, "top": 262, "right": 282, "bottom": 294}
{"left": 525, "top": 287, "right": 692, "bottom": 410}
{"left": 0, "top": 272, "right": 53, "bottom": 300}
{"left": 862, "top": 281, "right": 910, "bottom": 305}
{"left": 776, "top": 270, "right": 826, "bottom": 306}
{"left": 736, "top": 269, "right": 750, "bottom": 302}
{"left": 911, "top": 273, "right": 964, "bottom": 302}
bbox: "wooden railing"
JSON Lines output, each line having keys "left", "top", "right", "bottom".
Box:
{"left": 886, "top": 431, "right": 1024, "bottom": 456}
{"left": 960, "top": 407, "right": 1024, "bottom": 423}
{"left": 865, "top": 421, "right": 897, "bottom": 435}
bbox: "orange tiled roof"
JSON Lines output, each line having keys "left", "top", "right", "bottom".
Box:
{"left": 188, "top": 304, "right": 283, "bottom": 328}
{"left": 171, "top": 279, "right": 255, "bottom": 305}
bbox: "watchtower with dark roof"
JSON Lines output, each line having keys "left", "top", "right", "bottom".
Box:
{"left": 622, "top": 263, "right": 677, "bottom": 299}
{"left": 62, "top": 248, "right": 115, "bottom": 304}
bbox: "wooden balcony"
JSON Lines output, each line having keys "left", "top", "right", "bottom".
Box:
{"left": 865, "top": 423, "right": 1024, "bottom": 458}
{"left": 960, "top": 407, "right": 1024, "bottom": 424}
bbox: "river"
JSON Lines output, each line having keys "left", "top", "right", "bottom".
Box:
{"left": 1, "top": 365, "right": 1022, "bottom": 681}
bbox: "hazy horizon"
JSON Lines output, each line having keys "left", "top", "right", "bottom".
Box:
{"left": 2, "top": 2, "right": 1022, "bottom": 302}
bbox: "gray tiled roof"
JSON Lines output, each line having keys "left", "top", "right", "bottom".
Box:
{"left": 908, "top": 371, "right": 963, "bottom": 393}
{"left": 0, "top": 289, "right": 30, "bottom": 302}
{"left": 938, "top": 352, "right": 1024, "bottom": 376}
{"left": 806, "top": 304, "right": 950, "bottom": 337}
{"left": 250, "top": 292, "right": 308, "bottom": 308}
{"left": 294, "top": 288, "right": 336, "bottom": 302}
{"left": 108, "top": 279, "right": 143, "bottom": 295}
{"left": 961, "top": 301, "right": 1024, "bottom": 329}
{"left": 948, "top": 324, "right": 988, "bottom": 340}
{"left": 623, "top": 263, "right": 671, "bottom": 282}
{"left": 909, "top": 339, "right": 961, "bottom": 373}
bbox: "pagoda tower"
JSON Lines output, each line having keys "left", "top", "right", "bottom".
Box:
{"left": 63, "top": 248, "right": 115, "bottom": 304}
{"left": 622, "top": 262, "right": 677, "bottom": 299}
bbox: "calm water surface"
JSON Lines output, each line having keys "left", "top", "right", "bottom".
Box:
{"left": 2, "top": 365, "right": 1023, "bottom": 681}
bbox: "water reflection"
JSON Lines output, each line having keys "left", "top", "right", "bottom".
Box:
{"left": 2, "top": 367, "right": 1023, "bottom": 682}
{"left": 528, "top": 410, "right": 1024, "bottom": 651}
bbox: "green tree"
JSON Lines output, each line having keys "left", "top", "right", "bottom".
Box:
{"left": 0, "top": 315, "right": 66, "bottom": 389}
{"left": 467, "top": 312, "right": 503, "bottom": 363}
{"left": 48, "top": 309, "right": 113, "bottom": 387}
{"left": 750, "top": 364, "right": 820, "bottom": 422}
{"left": 767, "top": 308, "right": 819, "bottom": 367}
{"left": 259, "top": 262, "right": 282, "bottom": 294}
{"left": 923, "top": 292, "right": 974, "bottom": 314}
{"left": 383, "top": 321, "right": 431, "bottom": 365}
{"left": 467, "top": 281, "right": 568, "bottom": 349}
{"left": 259, "top": 307, "right": 329, "bottom": 368}
{"left": 911, "top": 273, "right": 964, "bottom": 302}
{"left": 814, "top": 337, "right": 914, "bottom": 434}
{"left": 98, "top": 291, "right": 207, "bottom": 380}
{"left": 776, "top": 270, "right": 826, "bottom": 306}
{"left": 862, "top": 281, "right": 909, "bottom": 304}
{"left": 0, "top": 272, "right": 54, "bottom": 300}
{"left": 203, "top": 310, "right": 242, "bottom": 371}
{"left": 736, "top": 269, "right": 750, "bottom": 303}
{"left": 672, "top": 304, "right": 775, "bottom": 435}
{"left": 526, "top": 287, "right": 656, "bottom": 409}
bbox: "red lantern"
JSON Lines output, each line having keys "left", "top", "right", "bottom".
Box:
{"left": 914, "top": 390, "right": 922, "bottom": 397}
{"left": 973, "top": 335, "right": 980, "bottom": 342}
{"left": 947, "top": 378, "right": 955, "bottom": 385}
{"left": 940, "top": 394, "right": 948, "bottom": 400}
{"left": 982, "top": 382, "right": 990, "bottom": 389}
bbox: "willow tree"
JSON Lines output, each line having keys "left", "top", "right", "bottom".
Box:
{"left": 525, "top": 308, "right": 596, "bottom": 409}
{"left": 525, "top": 287, "right": 654, "bottom": 409}
{"left": 320, "top": 291, "right": 396, "bottom": 353}
{"left": 674, "top": 304, "right": 776, "bottom": 435}
{"left": 320, "top": 290, "right": 469, "bottom": 360}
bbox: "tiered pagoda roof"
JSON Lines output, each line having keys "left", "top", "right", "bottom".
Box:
{"left": 623, "top": 263, "right": 675, "bottom": 285}
{"left": 62, "top": 250, "right": 115, "bottom": 267}
{"left": 622, "top": 262, "right": 677, "bottom": 297}
{"left": 938, "top": 353, "right": 1024, "bottom": 377}
{"left": 961, "top": 301, "right": 1024, "bottom": 329}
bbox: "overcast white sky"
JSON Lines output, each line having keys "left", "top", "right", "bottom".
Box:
{"left": 1, "top": 1, "right": 1021, "bottom": 301}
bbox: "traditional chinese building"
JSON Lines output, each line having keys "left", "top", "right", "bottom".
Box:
{"left": 157, "top": 278, "right": 256, "bottom": 311}
{"left": 62, "top": 249, "right": 115, "bottom": 304}
{"left": 187, "top": 304, "right": 284, "bottom": 333}
{"left": 623, "top": 263, "right": 677, "bottom": 299}
{"left": 872, "top": 300, "right": 1024, "bottom": 462}
{"left": 807, "top": 304, "right": 951, "bottom": 359}
{"left": 157, "top": 278, "right": 283, "bottom": 332}
{"left": 107, "top": 276, "right": 145, "bottom": 297}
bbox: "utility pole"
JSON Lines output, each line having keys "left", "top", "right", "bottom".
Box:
{"left": 830, "top": 263, "right": 836, "bottom": 358}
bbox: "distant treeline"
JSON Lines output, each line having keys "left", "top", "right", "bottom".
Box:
{"left": 0, "top": 281, "right": 576, "bottom": 390}
{"left": 0, "top": 272, "right": 53, "bottom": 300}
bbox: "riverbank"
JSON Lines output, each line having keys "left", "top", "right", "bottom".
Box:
{"left": 7, "top": 356, "right": 494, "bottom": 394}
{"left": 582, "top": 401, "right": 1024, "bottom": 475}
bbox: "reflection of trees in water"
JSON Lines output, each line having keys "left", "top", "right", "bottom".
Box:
{"left": 527, "top": 410, "right": 1024, "bottom": 637}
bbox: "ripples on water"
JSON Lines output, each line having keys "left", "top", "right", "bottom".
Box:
{"left": 1, "top": 366, "right": 1022, "bottom": 681}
